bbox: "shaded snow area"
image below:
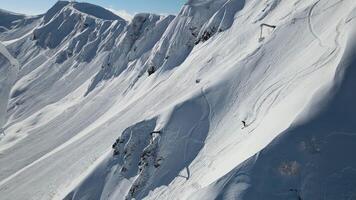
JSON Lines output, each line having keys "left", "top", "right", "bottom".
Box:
{"left": 0, "top": 0, "right": 355, "bottom": 199}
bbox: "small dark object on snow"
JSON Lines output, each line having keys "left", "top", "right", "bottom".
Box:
{"left": 115, "top": 138, "right": 124, "bottom": 143}
{"left": 196, "top": 79, "right": 201, "bottom": 83}
{"left": 130, "top": 185, "right": 139, "bottom": 196}
{"left": 154, "top": 157, "right": 163, "bottom": 168}
{"left": 112, "top": 138, "right": 121, "bottom": 148}
{"left": 259, "top": 23, "right": 277, "bottom": 41}
{"left": 261, "top": 23, "right": 277, "bottom": 29}
{"left": 142, "top": 150, "right": 151, "bottom": 157}
{"left": 121, "top": 167, "right": 127, "bottom": 172}
{"left": 147, "top": 66, "right": 155, "bottom": 76}
{"left": 113, "top": 150, "right": 119, "bottom": 156}
{"left": 242, "top": 120, "right": 247, "bottom": 128}
{"left": 150, "top": 130, "right": 161, "bottom": 135}
{"left": 195, "top": 27, "right": 217, "bottom": 44}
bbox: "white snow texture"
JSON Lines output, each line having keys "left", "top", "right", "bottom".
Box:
{"left": 0, "top": 0, "right": 356, "bottom": 200}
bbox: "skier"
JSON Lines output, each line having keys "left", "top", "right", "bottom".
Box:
{"left": 242, "top": 120, "right": 247, "bottom": 128}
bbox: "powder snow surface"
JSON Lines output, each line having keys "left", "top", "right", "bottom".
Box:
{"left": 0, "top": 0, "right": 355, "bottom": 199}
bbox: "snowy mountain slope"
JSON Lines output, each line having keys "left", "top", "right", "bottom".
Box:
{"left": 0, "top": 42, "right": 19, "bottom": 135}
{"left": 0, "top": 0, "right": 355, "bottom": 200}
{"left": 0, "top": 9, "right": 27, "bottom": 32}
{"left": 190, "top": 8, "right": 356, "bottom": 200}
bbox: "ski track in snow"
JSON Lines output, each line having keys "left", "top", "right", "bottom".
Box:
{"left": 178, "top": 85, "right": 211, "bottom": 181}
{"left": 308, "top": 0, "right": 325, "bottom": 47}
{"left": 248, "top": 13, "right": 344, "bottom": 132}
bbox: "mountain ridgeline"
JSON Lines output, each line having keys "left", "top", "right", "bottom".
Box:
{"left": 0, "top": 0, "right": 355, "bottom": 199}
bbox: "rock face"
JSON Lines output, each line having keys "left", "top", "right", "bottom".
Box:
{"left": 0, "top": 9, "right": 25, "bottom": 32}
{"left": 0, "top": 0, "right": 356, "bottom": 200}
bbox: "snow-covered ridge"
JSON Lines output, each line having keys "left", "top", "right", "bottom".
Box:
{"left": 43, "top": 1, "right": 124, "bottom": 23}
{"left": 0, "top": 8, "right": 29, "bottom": 32}
{"left": 72, "top": 2, "right": 124, "bottom": 21}
{"left": 0, "top": 41, "right": 19, "bottom": 141}
{"left": 33, "top": 1, "right": 126, "bottom": 49}
{"left": 85, "top": 0, "right": 247, "bottom": 94}
{"left": 0, "top": 0, "right": 355, "bottom": 200}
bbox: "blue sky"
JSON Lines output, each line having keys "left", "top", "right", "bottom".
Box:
{"left": 0, "top": 0, "right": 187, "bottom": 17}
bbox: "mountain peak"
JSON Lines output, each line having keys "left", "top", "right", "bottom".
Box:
{"left": 2, "top": 0, "right": 356, "bottom": 200}
{"left": 0, "top": 8, "right": 26, "bottom": 31}
{"left": 70, "top": 2, "right": 124, "bottom": 21}
{"left": 44, "top": 1, "right": 124, "bottom": 23}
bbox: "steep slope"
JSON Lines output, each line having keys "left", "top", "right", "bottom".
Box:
{"left": 0, "top": 42, "right": 19, "bottom": 135}
{"left": 0, "top": 9, "right": 26, "bottom": 32}
{"left": 69, "top": 1, "right": 356, "bottom": 199}
{"left": 0, "top": 0, "right": 355, "bottom": 200}
{"left": 190, "top": 8, "right": 356, "bottom": 200}
{"left": 0, "top": 9, "right": 41, "bottom": 42}
{"left": 86, "top": 0, "right": 245, "bottom": 94}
